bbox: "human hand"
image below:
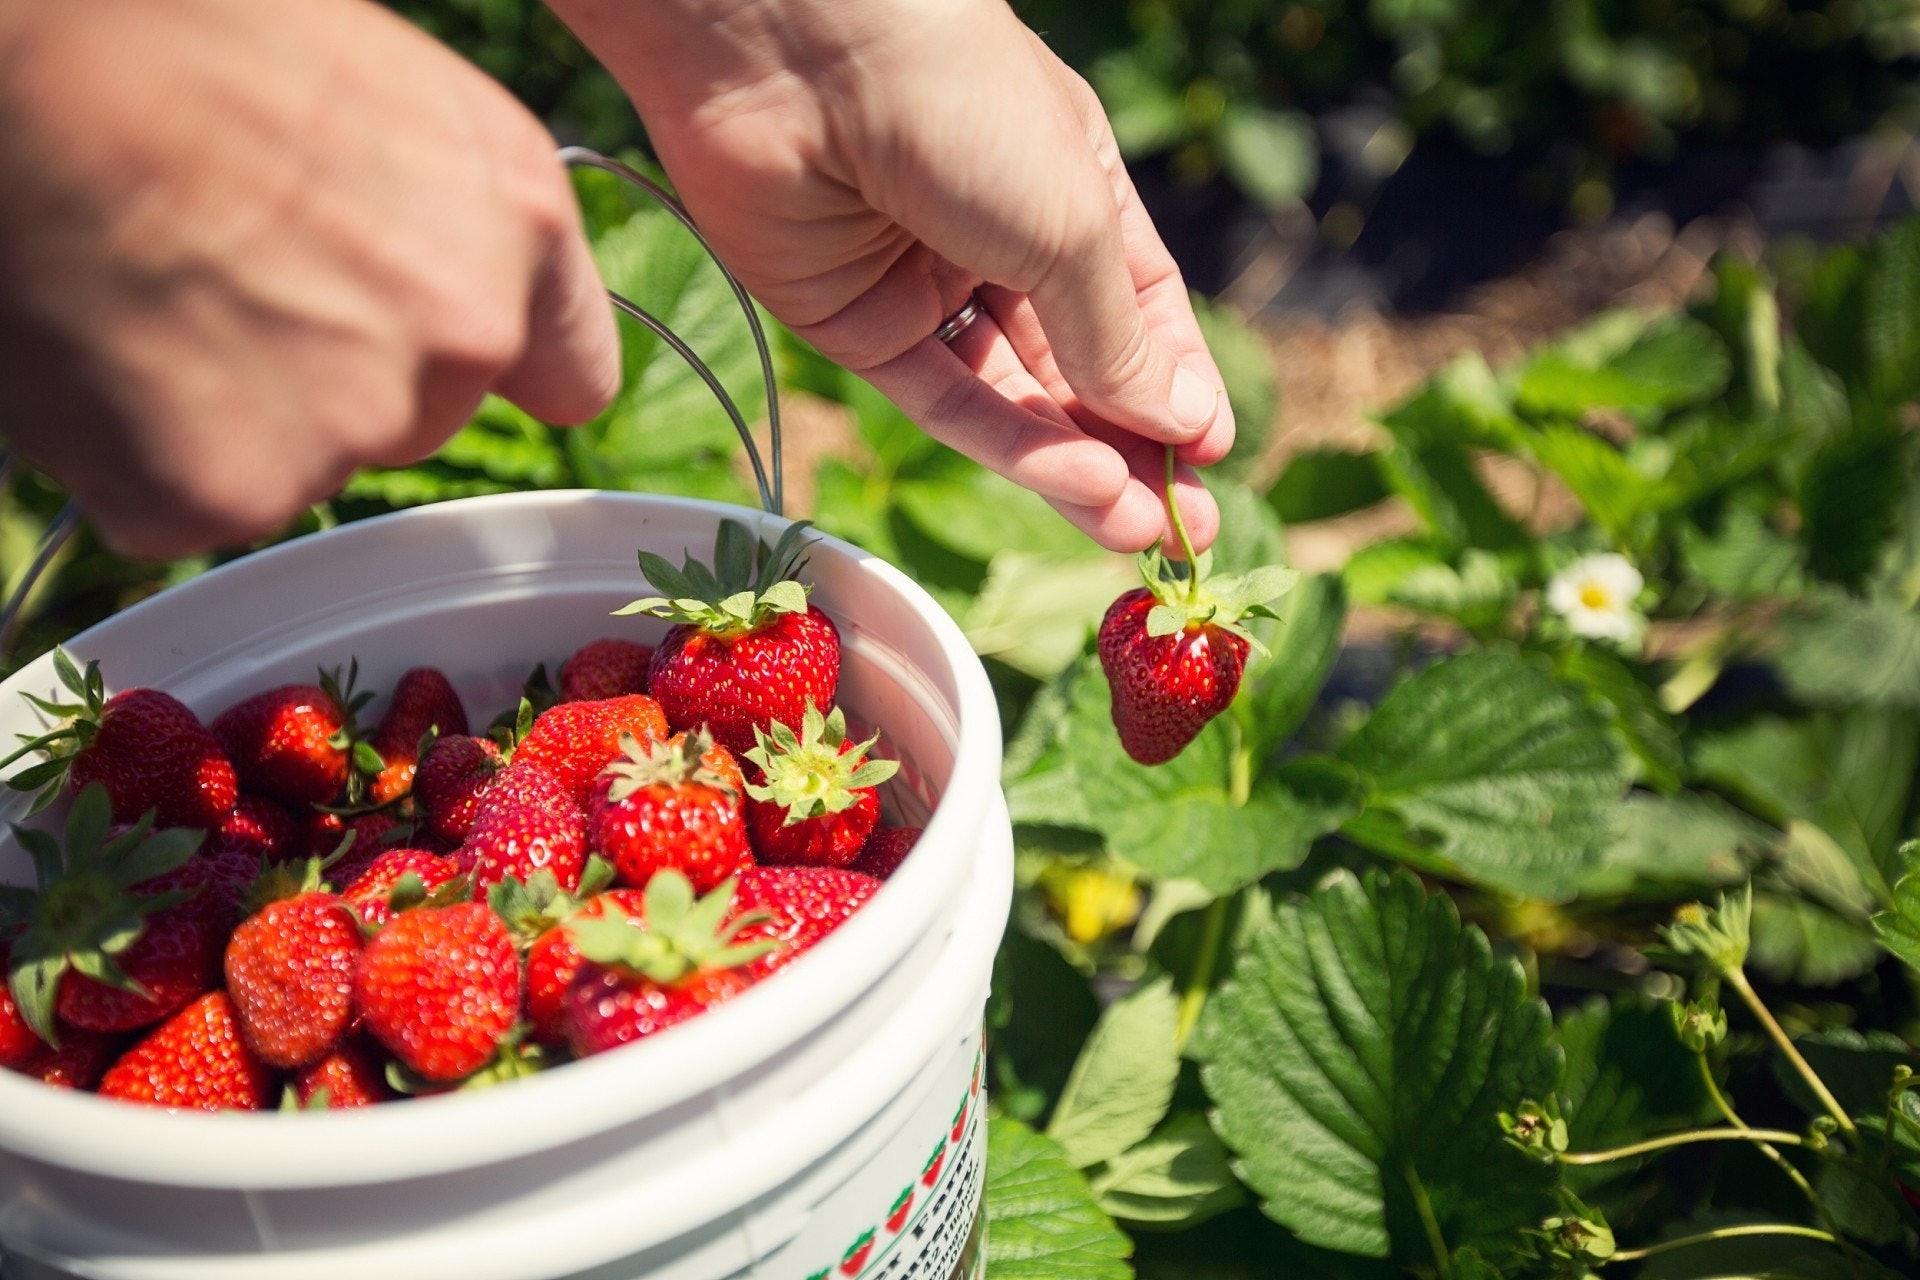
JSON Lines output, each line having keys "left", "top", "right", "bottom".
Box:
{"left": 549, "top": 0, "right": 1231, "bottom": 552}
{"left": 0, "top": 0, "right": 619, "bottom": 558}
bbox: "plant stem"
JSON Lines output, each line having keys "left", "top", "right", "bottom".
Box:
{"left": 1175, "top": 897, "right": 1230, "bottom": 1050}
{"left": 1162, "top": 446, "right": 1201, "bottom": 605}
{"left": 1725, "top": 967, "right": 1857, "bottom": 1136}
{"left": 1695, "top": 1053, "right": 1860, "bottom": 1280}
{"left": 1558, "top": 1126, "right": 1807, "bottom": 1165}
{"left": 1607, "top": 1223, "right": 1837, "bottom": 1264}
{"left": 1403, "top": 1163, "right": 1451, "bottom": 1279}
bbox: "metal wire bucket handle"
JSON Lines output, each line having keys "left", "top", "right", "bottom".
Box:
{"left": 0, "top": 146, "right": 785, "bottom": 655}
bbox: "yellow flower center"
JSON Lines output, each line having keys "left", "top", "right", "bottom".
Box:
{"left": 1577, "top": 582, "right": 1612, "bottom": 610}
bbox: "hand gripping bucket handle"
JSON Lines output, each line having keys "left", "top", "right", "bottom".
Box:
{"left": 0, "top": 147, "right": 787, "bottom": 653}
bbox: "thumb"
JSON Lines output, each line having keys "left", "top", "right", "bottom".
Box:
{"left": 493, "top": 215, "right": 622, "bottom": 424}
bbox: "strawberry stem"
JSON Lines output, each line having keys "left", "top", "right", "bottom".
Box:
{"left": 1162, "top": 446, "right": 1201, "bottom": 606}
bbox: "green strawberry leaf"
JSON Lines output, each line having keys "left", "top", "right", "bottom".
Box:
{"left": 1233, "top": 572, "right": 1345, "bottom": 763}
{"left": 1574, "top": 792, "right": 1764, "bottom": 900}
{"left": 1005, "top": 657, "right": 1352, "bottom": 896}
{"left": 1556, "top": 996, "right": 1717, "bottom": 1197}
{"left": 985, "top": 1117, "right": 1134, "bottom": 1280}
{"left": 1088, "top": 1111, "right": 1245, "bottom": 1229}
{"left": 1192, "top": 869, "right": 1560, "bottom": 1264}
{"left": 1874, "top": 840, "right": 1920, "bottom": 973}
{"left": 1045, "top": 976, "right": 1180, "bottom": 1169}
{"left": 1337, "top": 650, "right": 1629, "bottom": 901}
{"left": 1775, "top": 592, "right": 1920, "bottom": 710}
{"left": 963, "top": 551, "right": 1136, "bottom": 679}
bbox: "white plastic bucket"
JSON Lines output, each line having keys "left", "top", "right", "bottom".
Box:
{"left": 0, "top": 490, "right": 1012, "bottom": 1280}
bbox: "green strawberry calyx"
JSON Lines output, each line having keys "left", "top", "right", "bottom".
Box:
{"left": 616, "top": 519, "right": 815, "bottom": 637}
{"left": 0, "top": 648, "right": 109, "bottom": 815}
{"left": 744, "top": 702, "right": 899, "bottom": 826}
{"left": 569, "top": 870, "right": 776, "bottom": 984}
{"left": 485, "top": 856, "right": 616, "bottom": 948}
{"left": 1135, "top": 546, "right": 1298, "bottom": 655}
{"left": 0, "top": 783, "right": 205, "bottom": 1046}
{"left": 320, "top": 658, "right": 384, "bottom": 806}
{"left": 602, "top": 730, "right": 737, "bottom": 802}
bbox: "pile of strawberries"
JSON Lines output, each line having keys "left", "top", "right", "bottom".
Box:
{"left": 0, "top": 520, "right": 920, "bottom": 1111}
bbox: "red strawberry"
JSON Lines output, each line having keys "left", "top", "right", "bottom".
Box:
{"left": 731, "top": 864, "right": 878, "bottom": 978}
{"left": 515, "top": 695, "right": 669, "bottom": 806}
{"left": 368, "top": 668, "right": 468, "bottom": 805}
{"left": 4, "top": 789, "right": 215, "bottom": 1041}
{"left": 560, "top": 638, "right": 654, "bottom": 702}
{"left": 590, "top": 731, "right": 752, "bottom": 893}
{"left": 492, "top": 867, "right": 638, "bottom": 1046}
{"left": 343, "top": 847, "right": 461, "bottom": 928}
{"left": 623, "top": 520, "right": 840, "bottom": 753}
{"left": 668, "top": 730, "right": 746, "bottom": 795}
{"left": 0, "top": 943, "right": 46, "bottom": 1068}
{"left": 920, "top": 1138, "right": 945, "bottom": 1188}
{"left": 16, "top": 1027, "right": 121, "bottom": 1090}
{"left": 1, "top": 650, "right": 236, "bottom": 827}
{"left": 461, "top": 760, "right": 587, "bottom": 894}
{"left": 951, "top": 1096, "right": 969, "bottom": 1143}
{"left": 353, "top": 901, "right": 519, "bottom": 1082}
{"left": 302, "top": 809, "right": 404, "bottom": 874}
{"left": 217, "top": 795, "right": 300, "bottom": 862}
{"left": 213, "top": 666, "right": 371, "bottom": 806}
{"left": 224, "top": 860, "right": 361, "bottom": 1068}
{"left": 291, "top": 1040, "right": 391, "bottom": 1109}
{"left": 1097, "top": 548, "right": 1296, "bottom": 765}
{"left": 849, "top": 826, "right": 921, "bottom": 880}
{"left": 414, "top": 735, "right": 503, "bottom": 843}
{"left": 561, "top": 872, "right": 776, "bottom": 1057}
{"left": 98, "top": 991, "right": 271, "bottom": 1110}
{"left": 743, "top": 705, "right": 898, "bottom": 869}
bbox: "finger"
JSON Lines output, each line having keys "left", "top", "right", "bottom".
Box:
{"left": 860, "top": 329, "right": 1129, "bottom": 513}
{"left": 1043, "top": 48, "right": 1237, "bottom": 468}
{"left": 979, "top": 286, "right": 1221, "bottom": 552}
{"left": 1017, "top": 182, "right": 1224, "bottom": 450}
{"left": 493, "top": 210, "right": 623, "bottom": 425}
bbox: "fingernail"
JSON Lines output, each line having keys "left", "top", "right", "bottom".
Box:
{"left": 1170, "top": 365, "right": 1217, "bottom": 431}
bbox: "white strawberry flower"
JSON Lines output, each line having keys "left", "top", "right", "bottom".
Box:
{"left": 1546, "top": 553, "right": 1646, "bottom": 645}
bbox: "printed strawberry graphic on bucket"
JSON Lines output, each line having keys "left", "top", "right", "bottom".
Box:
{"left": 950, "top": 1095, "right": 970, "bottom": 1144}
{"left": 839, "top": 1228, "right": 876, "bottom": 1276}
{"left": 921, "top": 1136, "right": 947, "bottom": 1188}
{"left": 886, "top": 1185, "right": 915, "bottom": 1233}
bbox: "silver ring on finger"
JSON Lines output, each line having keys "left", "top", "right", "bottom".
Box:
{"left": 933, "top": 294, "right": 985, "bottom": 345}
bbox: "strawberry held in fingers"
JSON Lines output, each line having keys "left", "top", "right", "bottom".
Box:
{"left": 213, "top": 663, "right": 376, "bottom": 807}
{"left": 353, "top": 901, "right": 519, "bottom": 1082}
{"left": 368, "top": 667, "right": 468, "bottom": 805}
{"left": 98, "top": 991, "right": 271, "bottom": 1111}
{"left": 2, "top": 649, "right": 236, "bottom": 827}
{"left": 743, "top": 704, "right": 899, "bottom": 869}
{"left": 590, "top": 731, "right": 752, "bottom": 893}
{"left": 560, "top": 637, "right": 654, "bottom": 702}
{"left": 2, "top": 786, "right": 212, "bottom": 1042}
{"left": 561, "top": 871, "right": 776, "bottom": 1058}
{"left": 515, "top": 694, "right": 669, "bottom": 806}
{"left": 223, "top": 858, "right": 362, "bottom": 1068}
{"left": 1098, "top": 543, "right": 1297, "bottom": 766}
{"left": 621, "top": 519, "right": 839, "bottom": 753}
